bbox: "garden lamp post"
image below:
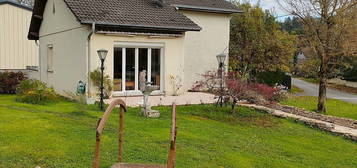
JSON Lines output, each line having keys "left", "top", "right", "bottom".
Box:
{"left": 97, "top": 49, "right": 108, "bottom": 111}
{"left": 216, "top": 53, "right": 226, "bottom": 107}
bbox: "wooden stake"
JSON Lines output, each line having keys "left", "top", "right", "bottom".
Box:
{"left": 92, "top": 99, "right": 127, "bottom": 168}
{"left": 93, "top": 118, "right": 102, "bottom": 168}
{"left": 167, "top": 103, "right": 177, "bottom": 168}
{"left": 118, "top": 107, "right": 125, "bottom": 162}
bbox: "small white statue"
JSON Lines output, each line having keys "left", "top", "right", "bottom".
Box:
{"left": 139, "top": 70, "right": 160, "bottom": 118}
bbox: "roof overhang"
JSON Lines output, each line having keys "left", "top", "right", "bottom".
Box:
{"left": 171, "top": 4, "right": 243, "bottom": 14}
{"left": 82, "top": 21, "right": 202, "bottom": 32}
{"left": 0, "top": 0, "right": 32, "bottom": 11}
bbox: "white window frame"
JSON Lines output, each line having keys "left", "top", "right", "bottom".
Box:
{"left": 47, "top": 44, "right": 54, "bottom": 73}
{"left": 112, "top": 42, "right": 165, "bottom": 96}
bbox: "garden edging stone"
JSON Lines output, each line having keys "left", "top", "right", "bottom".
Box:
{"left": 240, "top": 103, "right": 357, "bottom": 141}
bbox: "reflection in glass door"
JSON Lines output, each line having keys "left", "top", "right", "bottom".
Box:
{"left": 125, "top": 48, "right": 136, "bottom": 91}
{"left": 114, "top": 45, "right": 162, "bottom": 94}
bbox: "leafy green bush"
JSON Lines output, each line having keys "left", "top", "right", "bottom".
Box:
{"left": 255, "top": 71, "right": 291, "bottom": 89}
{"left": 90, "top": 68, "right": 113, "bottom": 98}
{"left": 16, "top": 79, "right": 58, "bottom": 104}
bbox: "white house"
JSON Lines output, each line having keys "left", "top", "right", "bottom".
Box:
{"left": 0, "top": 0, "right": 38, "bottom": 70}
{"left": 28, "top": 0, "right": 240, "bottom": 97}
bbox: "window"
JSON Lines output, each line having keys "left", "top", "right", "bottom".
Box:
{"left": 113, "top": 42, "right": 163, "bottom": 94}
{"left": 47, "top": 44, "right": 53, "bottom": 72}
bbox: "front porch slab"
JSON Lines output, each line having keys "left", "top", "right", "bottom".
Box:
{"left": 106, "top": 92, "right": 216, "bottom": 107}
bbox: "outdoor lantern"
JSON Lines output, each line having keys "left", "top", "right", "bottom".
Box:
{"left": 216, "top": 53, "right": 227, "bottom": 108}
{"left": 97, "top": 49, "right": 108, "bottom": 111}
{"left": 216, "top": 53, "right": 227, "bottom": 66}
{"left": 97, "top": 49, "right": 108, "bottom": 61}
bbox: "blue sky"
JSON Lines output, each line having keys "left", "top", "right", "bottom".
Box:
{"left": 249, "top": 0, "right": 291, "bottom": 20}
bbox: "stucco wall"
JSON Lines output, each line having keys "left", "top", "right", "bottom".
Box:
{"left": 181, "top": 11, "right": 231, "bottom": 91}
{"left": 0, "top": 4, "right": 38, "bottom": 70}
{"left": 38, "top": 0, "right": 89, "bottom": 94}
{"left": 90, "top": 34, "right": 185, "bottom": 96}
{"left": 35, "top": 0, "right": 232, "bottom": 97}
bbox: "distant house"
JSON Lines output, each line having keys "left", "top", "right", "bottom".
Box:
{"left": 0, "top": 0, "right": 38, "bottom": 70}
{"left": 296, "top": 51, "right": 308, "bottom": 64}
{"left": 28, "top": 0, "right": 241, "bottom": 96}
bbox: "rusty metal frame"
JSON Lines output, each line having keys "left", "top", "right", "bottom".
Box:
{"left": 93, "top": 99, "right": 127, "bottom": 168}
{"left": 92, "top": 99, "right": 177, "bottom": 168}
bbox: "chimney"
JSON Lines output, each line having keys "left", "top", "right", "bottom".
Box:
{"left": 153, "top": 0, "right": 164, "bottom": 7}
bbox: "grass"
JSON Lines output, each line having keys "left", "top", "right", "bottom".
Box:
{"left": 0, "top": 95, "right": 356, "bottom": 168}
{"left": 281, "top": 96, "right": 357, "bottom": 120}
{"left": 300, "top": 78, "right": 320, "bottom": 84}
{"left": 290, "top": 85, "right": 304, "bottom": 94}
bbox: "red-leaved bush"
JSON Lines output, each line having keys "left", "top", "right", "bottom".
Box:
{"left": 0, "top": 71, "right": 27, "bottom": 94}
{"left": 192, "top": 70, "right": 287, "bottom": 106}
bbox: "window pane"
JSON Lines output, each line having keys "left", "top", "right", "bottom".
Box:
{"left": 139, "top": 48, "right": 148, "bottom": 78}
{"left": 113, "top": 47, "right": 122, "bottom": 91}
{"left": 151, "top": 49, "right": 160, "bottom": 89}
{"left": 126, "top": 48, "right": 136, "bottom": 90}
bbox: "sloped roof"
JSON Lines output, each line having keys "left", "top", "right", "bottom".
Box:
{"left": 28, "top": 0, "right": 240, "bottom": 40}
{"left": 0, "top": 0, "right": 32, "bottom": 11}
{"left": 64, "top": 0, "right": 201, "bottom": 31}
{"left": 166, "top": 0, "right": 241, "bottom": 13}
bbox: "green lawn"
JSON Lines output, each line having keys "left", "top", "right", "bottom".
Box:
{"left": 0, "top": 95, "right": 356, "bottom": 168}
{"left": 300, "top": 78, "right": 320, "bottom": 84}
{"left": 281, "top": 96, "right": 357, "bottom": 120}
{"left": 290, "top": 85, "right": 304, "bottom": 94}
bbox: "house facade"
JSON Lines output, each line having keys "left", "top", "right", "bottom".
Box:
{"left": 0, "top": 0, "right": 38, "bottom": 70}
{"left": 28, "top": 0, "right": 240, "bottom": 97}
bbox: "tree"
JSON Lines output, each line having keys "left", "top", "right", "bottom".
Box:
{"left": 280, "top": 17, "right": 304, "bottom": 35}
{"left": 278, "top": 0, "right": 357, "bottom": 112}
{"left": 229, "top": 3, "right": 296, "bottom": 79}
{"left": 14, "top": 0, "right": 34, "bottom": 7}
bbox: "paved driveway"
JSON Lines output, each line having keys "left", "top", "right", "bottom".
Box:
{"left": 292, "top": 78, "right": 357, "bottom": 104}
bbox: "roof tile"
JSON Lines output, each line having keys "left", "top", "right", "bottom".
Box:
{"left": 64, "top": 0, "right": 201, "bottom": 31}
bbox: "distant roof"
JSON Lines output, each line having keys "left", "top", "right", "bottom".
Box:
{"left": 0, "top": 0, "right": 33, "bottom": 11}
{"left": 166, "top": 0, "right": 242, "bottom": 13}
{"left": 297, "top": 52, "right": 307, "bottom": 60}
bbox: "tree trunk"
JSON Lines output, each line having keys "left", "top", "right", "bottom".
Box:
{"left": 317, "top": 74, "right": 327, "bottom": 113}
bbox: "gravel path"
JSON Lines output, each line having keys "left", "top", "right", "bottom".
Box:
{"left": 292, "top": 78, "right": 357, "bottom": 104}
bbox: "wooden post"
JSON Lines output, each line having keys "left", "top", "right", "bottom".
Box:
{"left": 118, "top": 106, "right": 125, "bottom": 162}
{"left": 92, "top": 99, "right": 127, "bottom": 168}
{"left": 93, "top": 118, "right": 102, "bottom": 168}
{"left": 167, "top": 103, "right": 177, "bottom": 168}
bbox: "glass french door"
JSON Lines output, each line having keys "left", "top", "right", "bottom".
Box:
{"left": 113, "top": 44, "right": 162, "bottom": 94}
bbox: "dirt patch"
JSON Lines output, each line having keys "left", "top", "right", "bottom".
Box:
{"left": 328, "top": 84, "right": 357, "bottom": 95}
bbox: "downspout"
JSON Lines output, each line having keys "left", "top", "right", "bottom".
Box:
{"left": 35, "top": 40, "right": 41, "bottom": 81}
{"left": 87, "top": 22, "right": 95, "bottom": 97}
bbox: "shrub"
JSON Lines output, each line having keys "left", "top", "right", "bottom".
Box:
{"left": 254, "top": 70, "right": 291, "bottom": 89}
{"left": 193, "top": 70, "right": 288, "bottom": 106}
{"left": 16, "top": 79, "right": 58, "bottom": 104}
{"left": 0, "top": 71, "right": 27, "bottom": 94}
{"left": 90, "top": 68, "right": 113, "bottom": 98}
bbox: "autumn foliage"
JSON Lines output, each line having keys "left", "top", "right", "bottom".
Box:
{"left": 192, "top": 70, "right": 287, "bottom": 106}
{"left": 0, "top": 71, "right": 27, "bottom": 94}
